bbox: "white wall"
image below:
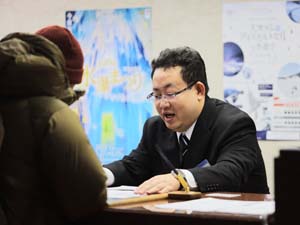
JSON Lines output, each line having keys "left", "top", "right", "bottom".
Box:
{"left": 1, "top": 0, "right": 299, "bottom": 195}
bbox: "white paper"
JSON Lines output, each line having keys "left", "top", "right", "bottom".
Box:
{"left": 107, "top": 186, "right": 143, "bottom": 199}
{"left": 205, "top": 193, "right": 241, "bottom": 198}
{"left": 156, "top": 197, "right": 275, "bottom": 216}
{"left": 108, "top": 185, "right": 138, "bottom": 191}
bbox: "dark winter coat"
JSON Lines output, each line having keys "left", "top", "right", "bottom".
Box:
{"left": 0, "top": 33, "right": 107, "bottom": 225}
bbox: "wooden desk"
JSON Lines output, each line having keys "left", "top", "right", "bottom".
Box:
{"left": 84, "top": 193, "right": 275, "bottom": 225}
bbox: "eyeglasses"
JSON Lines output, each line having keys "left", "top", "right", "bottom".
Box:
{"left": 147, "top": 81, "right": 197, "bottom": 102}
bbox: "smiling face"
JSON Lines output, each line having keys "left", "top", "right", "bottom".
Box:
{"left": 152, "top": 66, "right": 206, "bottom": 132}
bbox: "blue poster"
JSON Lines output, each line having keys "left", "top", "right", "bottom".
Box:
{"left": 66, "top": 8, "right": 153, "bottom": 163}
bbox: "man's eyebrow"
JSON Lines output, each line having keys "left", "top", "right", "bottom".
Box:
{"left": 153, "top": 83, "right": 174, "bottom": 91}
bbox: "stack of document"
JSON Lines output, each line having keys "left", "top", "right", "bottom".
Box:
{"left": 156, "top": 197, "right": 275, "bottom": 216}
{"left": 107, "top": 186, "right": 141, "bottom": 199}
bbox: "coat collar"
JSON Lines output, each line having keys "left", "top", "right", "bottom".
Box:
{"left": 181, "top": 96, "right": 216, "bottom": 167}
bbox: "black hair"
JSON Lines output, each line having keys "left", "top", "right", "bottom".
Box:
{"left": 151, "top": 46, "right": 209, "bottom": 94}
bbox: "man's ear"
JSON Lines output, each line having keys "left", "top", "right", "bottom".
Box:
{"left": 195, "top": 81, "right": 206, "bottom": 96}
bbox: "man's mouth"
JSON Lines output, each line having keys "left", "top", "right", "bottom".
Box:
{"left": 163, "top": 113, "right": 175, "bottom": 120}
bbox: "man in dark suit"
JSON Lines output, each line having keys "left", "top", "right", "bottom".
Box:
{"left": 104, "top": 46, "right": 269, "bottom": 194}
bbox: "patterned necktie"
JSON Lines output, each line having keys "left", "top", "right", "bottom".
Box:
{"left": 179, "top": 133, "right": 190, "bottom": 157}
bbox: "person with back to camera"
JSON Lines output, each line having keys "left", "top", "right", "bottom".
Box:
{"left": 0, "top": 29, "right": 107, "bottom": 225}
{"left": 104, "top": 46, "right": 269, "bottom": 195}
{"left": 35, "top": 25, "right": 87, "bottom": 115}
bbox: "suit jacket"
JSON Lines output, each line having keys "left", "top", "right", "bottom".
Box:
{"left": 105, "top": 97, "right": 269, "bottom": 194}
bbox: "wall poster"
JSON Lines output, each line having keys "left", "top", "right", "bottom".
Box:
{"left": 223, "top": 1, "right": 300, "bottom": 140}
{"left": 66, "top": 7, "right": 153, "bottom": 163}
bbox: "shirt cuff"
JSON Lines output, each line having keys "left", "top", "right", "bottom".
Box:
{"left": 179, "top": 169, "right": 197, "bottom": 189}
{"left": 103, "top": 167, "right": 115, "bottom": 186}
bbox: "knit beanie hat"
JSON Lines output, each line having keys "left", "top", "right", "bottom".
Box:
{"left": 36, "top": 25, "right": 84, "bottom": 84}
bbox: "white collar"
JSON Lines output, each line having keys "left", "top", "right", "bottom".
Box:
{"left": 176, "top": 120, "right": 196, "bottom": 141}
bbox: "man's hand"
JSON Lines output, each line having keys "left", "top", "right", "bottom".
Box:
{"left": 134, "top": 173, "right": 180, "bottom": 194}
